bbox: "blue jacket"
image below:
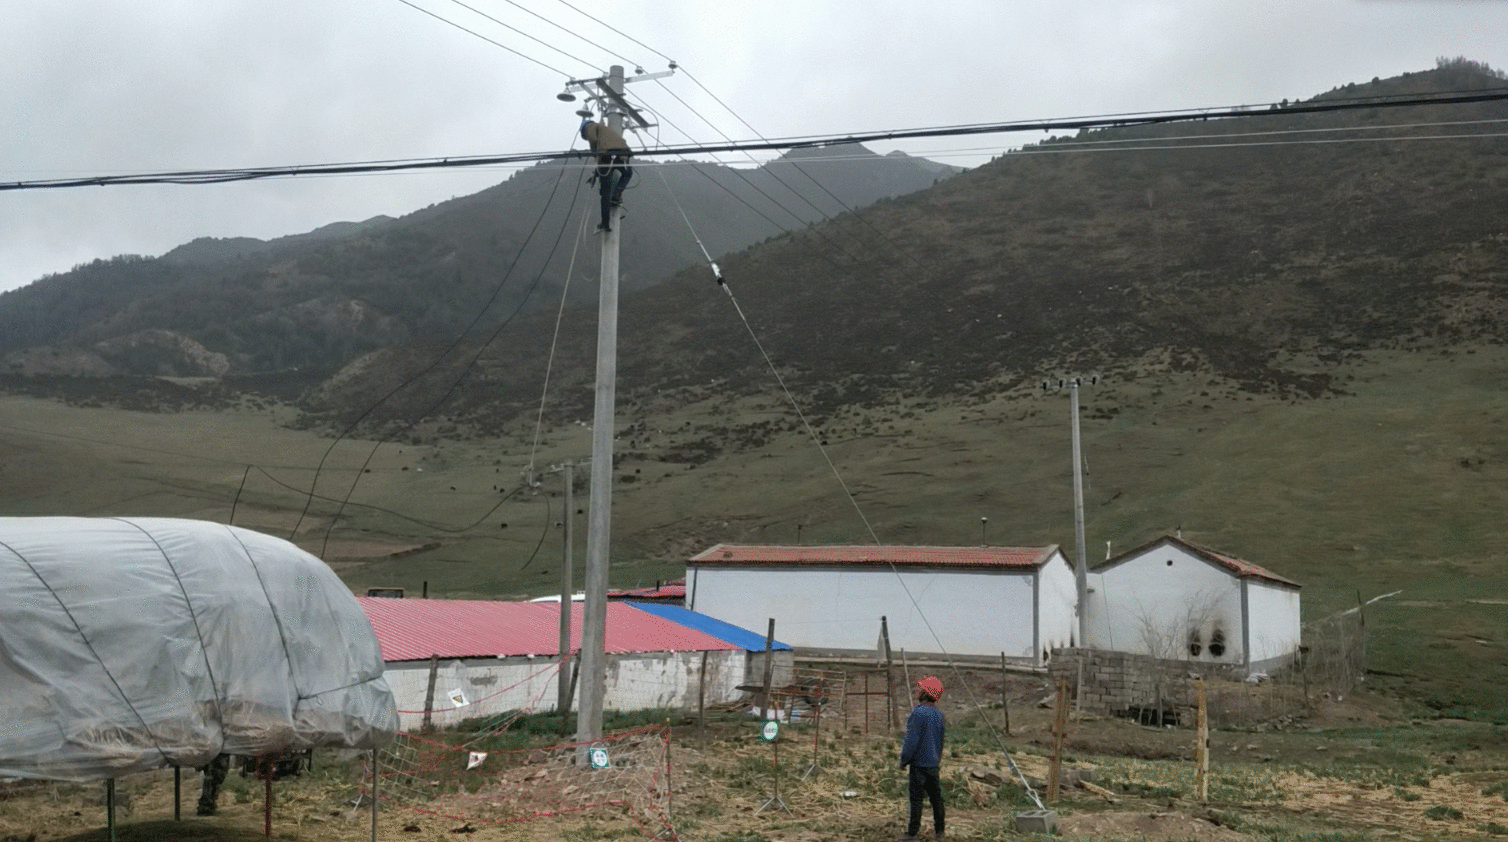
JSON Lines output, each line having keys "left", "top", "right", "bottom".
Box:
{"left": 899, "top": 702, "right": 945, "bottom": 769}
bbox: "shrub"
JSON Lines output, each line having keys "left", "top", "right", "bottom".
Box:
{"left": 1424, "top": 804, "right": 1464, "bottom": 820}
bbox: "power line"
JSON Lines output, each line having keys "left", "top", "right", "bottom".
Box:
{"left": 547, "top": 0, "right": 674, "bottom": 64}
{"left": 394, "top": 0, "right": 573, "bottom": 78}
{"left": 498, "top": 0, "right": 635, "bottom": 68}
{"left": 439, "top": 0, "right": 601, "bottom": 75}
{"left": 673, "top": 66, "right": 932, "bottom": 273}
{"left": 293, "top": 129, "right": 589, "bottom": 548}
{"left": 7, "top": 87, "right": 1505, "bottom": 192}
{"left": 628, "top": 98, "right": 885, "bottom": 271}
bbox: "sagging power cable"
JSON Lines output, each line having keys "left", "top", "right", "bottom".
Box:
{"left": 712, "top": 273, "right": 1046, "bottom": 809}
{"left": 294, "top": 129, "right": 587, "bottom": 552}
{"left": 714, "top": 275, "right": 880, "bottom": 544}
{"left": 11, "top": 87, "right": 1506, "bottom": 192}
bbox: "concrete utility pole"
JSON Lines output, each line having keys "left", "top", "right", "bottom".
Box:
{"left": 557, "top": 460, "right": 575, "bottom": 716}
{"left": 1046, "top": 376, "right": 1097, "bottom": 649}
{"left": 577, "top": 64, "right": 625, "bottom": 747}
{"left": 1069, "top": 380, "right": 1088, "bottom": 649}
{"left": 557, "top": 62, "right": 672, "bottom": 745}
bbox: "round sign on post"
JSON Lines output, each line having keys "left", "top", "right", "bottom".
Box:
{"left": 588, "top": 748, "right": 610, "bottom": 769}
{"left": 760, "top": 719, "right": 780, "bottom": 742}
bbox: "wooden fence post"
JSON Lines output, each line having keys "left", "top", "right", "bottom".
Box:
{"left": 1000, "top": 652, "right": 1011, "bottom": 736}
{"left": 1195, "top": 677, "right": 1209, "bottom": 804}
{"left": 422, "top": 654, "right": 439, "bottom": 732}
{"left": 698, "top": 650, "right": 708, "bottom": 748}
{"left": 1048, "top": 676, "right": 1068, "bottom": 803}
{"left": 880, "top": 616, "right": 898, "bottom": 731}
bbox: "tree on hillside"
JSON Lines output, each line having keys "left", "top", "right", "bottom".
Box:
{"left": 1435, "top": 56, "right": 1507, "bottom": 79}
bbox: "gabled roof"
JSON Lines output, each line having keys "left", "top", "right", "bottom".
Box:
{"left": 356, "top": 598, "right": 739, "bottom": 662}
{"left": 1098, "top": 535, "right": 1300, "bottom": 588}
{"left": 626, "top": 602, "right": 791, "bottom": 652}
{"left": 688, "top": 543, "right": 1062, "bottom": 570}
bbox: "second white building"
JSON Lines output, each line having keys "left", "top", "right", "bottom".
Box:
{"left": 686, "top": 544, "right": 1079, "bottom": 665}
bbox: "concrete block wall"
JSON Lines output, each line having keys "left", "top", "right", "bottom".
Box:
{"left": 1049, "top": 648, "right": 1239, "bottom": 716}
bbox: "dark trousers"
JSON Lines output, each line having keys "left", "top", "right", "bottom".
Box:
{"left": 196, "top": 753, "right": 230, "bottom": 816}
{"left": 596, "top": 155, "right": 632, "bottom": 228}
{"left": 907, "top": 764, "right": 944, "bottom": 837}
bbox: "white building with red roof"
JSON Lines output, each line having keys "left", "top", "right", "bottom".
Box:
{"left": 358, "top": 598, "right": 791, "bottom": 731}
{"left": 686, "top": 544, "right": 1078, "bottom": 665}
{"left": 1087, "top": 534, "right": 1302, "bottom": 675}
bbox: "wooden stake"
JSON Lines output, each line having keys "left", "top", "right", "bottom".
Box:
{"left": 1000, "top": 652, "right": 1011, "bottom": 736}
{"left": 880, "top": 616, "right": 898, "bottom": 731}
{"left": 698, "top": 650, "right": 708, "bottom": 748}
{"left": 422, "top": 654, "right": 439, "bottom": 732}
{"left": 1048, "top": 676, "right": 1068, "bottom": 803}
{"left": 1195, "top": 676, "right": 1209, "bottom": 804}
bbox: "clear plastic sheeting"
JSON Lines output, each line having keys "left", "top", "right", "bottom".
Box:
{"left": 0, "top": 517, "right": 398, "bottom": 781}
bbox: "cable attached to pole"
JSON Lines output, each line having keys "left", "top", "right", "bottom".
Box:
{"left": 653, "top": 166, "right": 724, "bottom": 286}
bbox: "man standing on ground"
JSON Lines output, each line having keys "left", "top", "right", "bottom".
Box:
{"left": 196, "top": 753, "right": 230, "bottom": 816}
{"left": 580, "top": 119, "right": 632, "bottom": 232}
{"left": 899, "top": 675, "right": 945, "bottom": 840}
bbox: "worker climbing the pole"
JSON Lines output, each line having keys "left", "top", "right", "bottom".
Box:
{"left": 580, "top": 118, "right": 632, "bottom": 232}
{"left": 898, "top": 676, "right": 946, "bottom": 840}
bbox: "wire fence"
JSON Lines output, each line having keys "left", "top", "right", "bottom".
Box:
{"left": 1049, "top": 611, "right": 1368, "bottom": 730}
{"left": 363, "top": 628, "right": 1360, "bottom": 838}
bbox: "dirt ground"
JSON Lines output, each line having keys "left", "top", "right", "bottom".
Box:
{"left": 4, "top": 676, "right": 1506, "bottom": 842}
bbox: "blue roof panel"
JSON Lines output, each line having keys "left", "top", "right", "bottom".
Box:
{"left": 625, "top": 602, "right": 792, "bottom": 651}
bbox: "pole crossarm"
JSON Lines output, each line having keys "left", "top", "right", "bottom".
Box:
{"left": 562, "top": 69, "right": 674, "bottom": 129}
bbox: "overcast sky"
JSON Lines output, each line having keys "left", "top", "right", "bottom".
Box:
{"left": 4, "top": 0, "right": 1506, "bottom": 294}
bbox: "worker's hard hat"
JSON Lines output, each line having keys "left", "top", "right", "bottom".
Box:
{"left": 917, "top": 676, "right": 943, "bottom": 699}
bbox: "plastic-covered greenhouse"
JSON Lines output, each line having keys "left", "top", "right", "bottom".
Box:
{"left": 0, "top": 517, "right": 397, "bottom": 781}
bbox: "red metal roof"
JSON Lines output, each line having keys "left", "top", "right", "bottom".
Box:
{"left": 1197, "top": 547, "right": 1301, "bottom": 588}
{"left": 357, "top": 598, "right": 738, "bottom": 662}
{"left": 1100, "top": 535, "right": 1301, "bottom": 588}
{"left": 608, "top": 578, "right": 687, "bottom": 600}
{"left": 688, "top": 544, "right": 1061, "bottom": 569}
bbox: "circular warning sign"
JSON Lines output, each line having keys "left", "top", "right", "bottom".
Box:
{"left": 760, "top": 720, "right": 780, "bottom": 741}
{"left": 588, "top": 748, "right": 610, "bottom": 768}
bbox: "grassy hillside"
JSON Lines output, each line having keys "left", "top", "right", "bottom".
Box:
{"left": 4, "top": 340, "right": 1506, "bottom": 719}
{"left": 3, "top": 64, "right": 1507, "bottom": 722}
{"left": 0, "top": 145, "right": 957, "bottom": 377}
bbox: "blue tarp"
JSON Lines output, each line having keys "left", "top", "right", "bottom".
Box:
{"left": 625, "top": 602, "right": 791, "bottom": 652}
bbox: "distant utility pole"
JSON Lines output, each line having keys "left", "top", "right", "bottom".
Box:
{"left": 556, "top": 62, "right": 673, "bottom": 746}
{"left": 1045, "top": 376, "right": 1098, "bottom": 649}
{"left": 558, "top": 459, "right": 577, "bottom": 716}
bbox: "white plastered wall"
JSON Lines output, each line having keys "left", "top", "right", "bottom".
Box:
{"left": 689, "top": 565, "right": 1047, "bottom": 661}
{"left": 1087, "top": 546, "right": 1245, "bottom": 665}
{"left": 1244, "top": 579, "right": 1302, "bottom": 673}
{"left": 1036, "top": 553, "right": 1080, "bottom": 657}
{"left": 382, "top": 649, "right": 749, "bottom": 731}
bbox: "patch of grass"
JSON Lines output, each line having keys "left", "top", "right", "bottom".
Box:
{"left": 1233, "top": 827, "right": 1372, "bottom": 842}
{"left": 1393, "top": 786, "right": 1423, "bottom": 801}
{"left": 1484, "top": 780, "right": 1508, "bottom": 801}
{"left": 1209, "top": 770, "right": 1287, "bottom": 803}
{"left": 1424, "top": 803, "right": 1465, "bottom": 820}
{"left": 1308, "top": 762, "right": 1441, "bottom": 790}
{"left": 1117, "top": 780, "right": 1186, "bottom": 800}
{"left": 562, "top": 823, "right": 639, "bottom": 841}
